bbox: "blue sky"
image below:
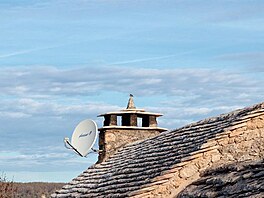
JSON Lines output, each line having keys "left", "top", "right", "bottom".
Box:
{"left": 0, "top": 0, "right": 264, "bottom": 182}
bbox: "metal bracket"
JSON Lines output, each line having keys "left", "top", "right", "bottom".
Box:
{"left": 64, "top": 137, "right": 102, "bottom": 156}
{"left": 91, "top": 148, "right": 103, "bottom": 153}
{"left": 64, "top": 137, "right": 83, "bottom": 157}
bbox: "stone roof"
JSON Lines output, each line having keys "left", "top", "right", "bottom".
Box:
{"left": 178, "top": 159, "right": 264, "bottom": 198}
{"left": 52, "top": 101, "right": 264, "bottom": 198}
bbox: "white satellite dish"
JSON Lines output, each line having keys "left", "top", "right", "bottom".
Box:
{"left": 64, "top": 119, "right": 98, "bottom": 157}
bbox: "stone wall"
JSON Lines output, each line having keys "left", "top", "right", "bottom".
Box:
{"left": 98, "top": 129, "right": 160, "bottom": 163}
{"left": 130, "top": 114, "right": 264, "bottom": 198}
{"left": 178, "top": 159, "right": 264, "bottom": 197}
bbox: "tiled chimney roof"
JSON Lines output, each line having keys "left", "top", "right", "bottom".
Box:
{"left": 52, "top": 101, "right": 264, "bottom": 198}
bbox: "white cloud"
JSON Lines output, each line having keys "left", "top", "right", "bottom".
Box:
{"left": 0, "top": 66, "right": 260, "bottom": 99}
{"left": 0, "top": 65, "right": 262, "bottom": 124}
{"left": 0, "top": 111, "right": 31, "bottom": 118}
{"left": 0, "top": 97, "right": 120, "bottom": 119}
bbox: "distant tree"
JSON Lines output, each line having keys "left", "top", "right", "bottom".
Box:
{"left": 0, "top": 173, "right": 17, "bottom": 198}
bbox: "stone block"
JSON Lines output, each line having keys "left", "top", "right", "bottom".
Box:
{"left": 224, "top": 153, "right": 235, "bottom": 161}
{"left": 217, "top": 138, "right": 229, "bottom": 146}
{"left": 200, "top": 140, "right": 217, "bottom": 149}
{"left": 196, "top": 158, "right": 210, "bottom": 170}
{"left": 211, "top": 152, "right": 221, "bottom": 163}
{"left": 260, "top": 129, "right": 264, "bottom": 137}
{"left": 229, "top": 129, "right": 244, "bottom": 137}
{"left": 234, "top": 135, "right": 245, "bottom": 143}
{"left": 105, "top": 143, "right": 113, "bottom": 150}
{"left": 244, "top": 130, "right": 260, "bottom": 141}
{"left": 105, "top": 132, "right": 116, "bottom": 142}
{"left": 242, "top": 140, "right": 254, "bottom": 149}
{"left": 247, "top": 120, "right": 258, "bottom": 130}
{"left": 228, "top": 137, "right": 235, "bottom": 144}
{"left": 179, "top": 164, "right": 198, "bottom": 179}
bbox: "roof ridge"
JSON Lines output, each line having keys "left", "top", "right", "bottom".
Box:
{"left": 173, "top": 101, "right": 264, "bottom": 131}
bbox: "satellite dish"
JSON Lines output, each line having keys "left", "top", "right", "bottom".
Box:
{"left": 64, "top": 119, "right": 98, "bottom": 157}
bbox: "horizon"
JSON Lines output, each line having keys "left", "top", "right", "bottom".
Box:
{"left": 0, "top": 0, "right": 264, "bottom": 182}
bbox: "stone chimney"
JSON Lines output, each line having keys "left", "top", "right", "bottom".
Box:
{"left": 97, "top": 95, "right": 167, "bottom": 163}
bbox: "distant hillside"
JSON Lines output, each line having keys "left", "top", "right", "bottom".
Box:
{"left": 14, "top": 182, "right": 65, "bottom": 198}
{"left": 1, "top": 182, "right": 65, "bottom": 198}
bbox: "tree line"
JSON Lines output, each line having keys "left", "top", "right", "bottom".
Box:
{"left": 0, "top": 174, "right": 64, "bottom": 198}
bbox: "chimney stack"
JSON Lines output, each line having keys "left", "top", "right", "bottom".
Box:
{"left": 97, "top": 95, "right": 167, "bottom": 163}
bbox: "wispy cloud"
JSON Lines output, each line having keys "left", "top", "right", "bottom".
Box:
{"left": 215, "top": 52, "right": 264, "bottom": 71}
{"left": 107, "top": 55, "right": 177, "bottom": 65}
{"left": 0, "top": 49, "right": 39, "bottom": 59}
{"left": 107, "top": 47, "right": 218, "bottom": 65}
{"left": 0, "top": 44, "right": 74, "bottom": 59}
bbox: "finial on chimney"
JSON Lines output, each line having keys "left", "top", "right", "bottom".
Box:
{"left": 127, "top": 94, "right": 136, "bottom": 109}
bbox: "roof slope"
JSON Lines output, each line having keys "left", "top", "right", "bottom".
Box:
{"left": 178, "top": 159, "right": 264, "bottom": 198}
{"left": 52, "top": 102, "right": 264, "bottom": 198}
